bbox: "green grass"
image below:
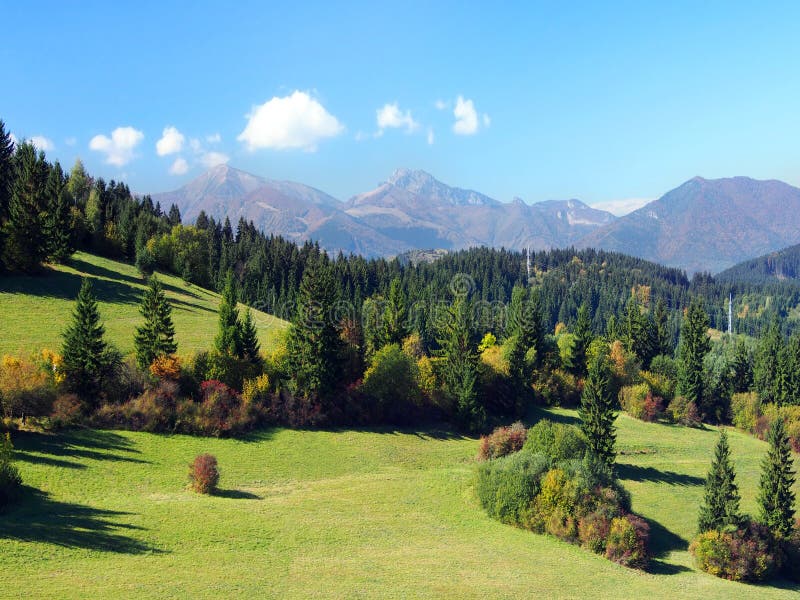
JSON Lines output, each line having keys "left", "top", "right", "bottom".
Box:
{"left": 0, "top": 252, "right": 288, "bottom": 357}
{"left": 1, "top": 410, "right": 798, "bottom": 598}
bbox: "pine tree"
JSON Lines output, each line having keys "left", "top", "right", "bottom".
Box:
{"left": 579, "top": 353, "right": 616, "bottom": 468}
{"left": 44, "top": 161, "right": 74, "bottom": 263}
{"left": 0, "top": 120, "right": 14, "bottom": 225}
{"left": 436, "top": 296, "right": 485, "bottom": 432}
{"left": 381, "top": 277, "right": 408, "bottom": 345}
{"left": 698, "top": 430, "right": 742, "bottom": 532}
{"left": 678, "top": 298, "right": 711, "bottom": 412}
{"left": 214, "top": 272, "right": 240, "bottom": 356}
{"left": 238, "top": 309, "right": 261, "bottom": 365}
{"left": 134, "top": 275, "right": 177, "bottom": 370}
{"left": 167, "top": 203, "right": 182, "bottom": 226}
{"left": 731, "top": 339, "right": 754, "bottom": 394}
{"left": 62, "top": 278, "right": 108, "bottom": 399}
{"left": 754, "top": 319, "right": 783, "bottom": 404}
{"left": 758, "top": 417, "right": 796, "bottom": 537}
{"left": 654, "top": 298, "right": 672, "bottom": 357}
{"left": 285, "top": 257, "right": 344, "bottom": 399}
{"left": 4, "top": 142, "right": 48, "bottom": 271}
{"left": 571, "top": 302, "right": 593, "bottom": 376}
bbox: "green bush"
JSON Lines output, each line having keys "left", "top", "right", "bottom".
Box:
{"left": 523, "top": 419, "right": 587, "bottom": 461}
{"left": 529, "top": 468, "right": 580, "bottom": 539}
{"left": 0, "top": 433, "right": 22, "bottom": 508}
{"left": 689, "top": 521, "right": 780, "bottom": 582}
{"left": 360, "top": 344, "right": 421, "bottom": 422}
{"left": 730, "top": 392, "right": 760, "bottom": 433}
{"left": 475, "top": 451, "right": 551, "bottom": 525}
{"left": 666, "top": 395, "right": 701, "bottom": 427}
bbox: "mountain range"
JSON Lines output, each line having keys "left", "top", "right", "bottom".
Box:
{"left": 152, "top": 166, "right": 800, "bottom": 274}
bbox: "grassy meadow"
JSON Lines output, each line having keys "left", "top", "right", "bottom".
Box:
{"left": 0, "top": 252, "right": 287, "bottom": 358}
{"left": 1, "top": 408, "right": 798, "bottom": 599}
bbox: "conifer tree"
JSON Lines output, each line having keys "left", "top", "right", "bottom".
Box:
{"left": 44, "top": 161, "right": 74, "bottom": 263}
{"left": 731, "top": 339, "right": 754, "bottom": 394}
{"left": 436, "top": 296, "right": 484, "bottom": 431}
{"left": 579, "top": 353, "right": 616, "bottom": 468}
{"left": 214, "top": 272, "right": 240, "bottom": 356}
{"left": 571, "top": 302, "right": 593, "bottom": 376}
{"left": 0, "top": 120, "right": 14, "bottom": 225}
{"left": 754, "top": 319, "right": 783, "bottom": 404}
{"left": 698, "top": 430, "right": 742, "bottom": 532}
{"left": 134, "top": 275, "right": 177, "bottom": 370}
{"left": 654, "top": 298, "right": 672, "bottom": 357}
{"left": 758, "top": 417, "right": 796, "bottom": 537}
{"left": 381, "top": 277, "right": 408, "bottom": 345}
{"left": 678, "top": 298, "right": 711, "bottom": 411}
{"left": 62, "top": 278, "right": 108, "bottom": 399}
{"left": 285, "top": 257, "right": 344, "bottom": 399}
{"left": 4, "top": 142, "right": 48, "bottom": 271}
{"left": 238, "top": 309, "right": 261, "bottom": 365}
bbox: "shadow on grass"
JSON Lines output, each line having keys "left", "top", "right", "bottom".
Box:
{"left": 0, "top": 486, "right": 161, "bottom": 554}
{"left": 13, "top": 429, "right": 150, "bottom": 467}
{"left": 617, "top": 463, "right": 704, "bottom": 486}
{"left": 213, "top": 489, "right": 262, "bottom": 500}
{"left": 642, "top": 517, "right": 691, "bottom": 575}
{"left": 525, "top": 406, "right": 581, "bottom": 427}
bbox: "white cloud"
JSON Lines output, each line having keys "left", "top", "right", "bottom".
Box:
{"left": 156, "top": 126, "right": 185, "bottom": 156}
{"left": 427, "top": 128, "right": 435, "bottom": 145}
{"left": 238, "top": 90, "right": 344, "bottom": 151}
{"left": 30, "top": 136, "right": 54, "bottom": 152}
{"left": 376, "top": 102, "right": 419, "bottom": 133}
{"left": 590, "top": 197, "right": 653, "bottom": 217}
{"left": 434, "top": 99, "right": 448, "bottom": 110}
{"left": 199, "top": 151, "right": 229, "bottom": 168}
{"left": 169, "top": 157, "right": 189, "bottom": 175}
{"left": 89, "top": 126, "right": 144, "bottom": 166}
{"left": 206, "top": 133, "right": 221, "bottom": 143}
{"left": 453, "top": 96, "right": 480, "bottom": 135}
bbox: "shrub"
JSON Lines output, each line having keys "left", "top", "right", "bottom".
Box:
{"left": 523, "top": 420, "right": 587, "bottom": 461}
{"left": 529, "top": 468, "right": 580, "bottom": 539}
{"left": 194, "top": 380, "right": 254, "bottom": 436}
{"left": 91, "top": 380, "right": 180, "bottom": 432}
{"left": 49, "top": 394, "right": 86, "bottom": 428}
{"left": 620, "top": 384, "right": 664, "bottom": 421}
{"left": 639, "top": 370, "right": 675, "bottom": 402}
{"left": 690, "top": 521, "right": 779, "bottom": 582}
{"left": 532, "top": 369, "right": 582, "bottom": 407}
{"left": 194, "top": 352, "right": 261, "bottom": 393}
{"left": 189, "top": 453, "right": 219, "bottom": 494}
{"left": 475, "top": 451, "right": 551, "bottom": 526}
{"left": 730, "top": 392, "right": 761, "bottom": 433}
{"left": 477, "top": 422, "right": 527, "bottom": 461}
{"left": 401, "top": 333, "right": 425, "bottom": 360}
{"left": 0, "top": 355, "right": 56, "bottom": 421}
{"left": 360, "top": 344, "right": 421, "bottom": 423}
{"left": 605, "top": 514, "right": 649, "bottom": 569}
{"left": 242, "top": 374, "right": 271, "bottom": 407}
{"left": 150, "top": 355, "right": 182, "bottom": 380}
{"left": 649, "top": 354, "right": 678, "bottom": 382}
{"left": 781, "top": 521, "right": 800, "bottom": 582}
{"left": 578, "top": 510, "right": 612, "bottom": 554}
{"left": 101, "top": 357, "right": 148, "bottom": 405}
{"left": 0, "top": 433, "right": 22, "bottom": 509}
{"left": 666, "top": 395, "right": 701, "bottom": 427}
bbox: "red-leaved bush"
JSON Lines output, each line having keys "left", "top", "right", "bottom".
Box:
{"left": 690, "top": 520, "right": 779, "bottom": 582}
{"left": 605, "top": 514, "right": 650, "bottom": 569}
{"left": 477, "top": 422, "right": 527, "bottom": 461}
{"left": 189, "top": 453, "right": 219, "bottom": 494}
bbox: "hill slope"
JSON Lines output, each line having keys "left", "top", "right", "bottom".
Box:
{"left": 0, "top": 409, "right": 797, "bottom": 598}
{"left": 716, "top": 242, "right": 800, "bottom": 284}
{"left": 0, "top": 252, "right": 287, "bottom": 357}
{"left": 579, "top": 176, "right": 800, "bottom": 274}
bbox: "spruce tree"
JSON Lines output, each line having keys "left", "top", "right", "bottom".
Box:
{"left": 754, "top": 319, "right": 783, "bottom": 404}
{"left": 4, "top": 142, "right": 48, "bottom": 271}
{"left": 238, "top": 309, "right": 261, "bottom": 365}
{"left": 654, "top": 298, "right": 672, "bottom": 357}
{"left": 0, "top": 120, "right": 14, "bottom": 225}
{"left": 214, "top": 272, "right": 240, "bottom": 356}
{"left": 134, "top": 275, "right": 177, "bottom": 370}
{"left": 698, "top": 430, "right": 742, "bottom": 532}
{"left": 678, "top": 298, "right": 711, "bottom": 413}
{"left": 571, "top": 302, "right": 593, "bottom": 376}
{"left": 44, "top": 161, "right": 74, "bottom": 263}
{"left": 579, "top": 353, "right": 616, "bottom": 468}
{"left": 62, "top": 278, "right": 108, "bottom": 399}
{"left": 285, "top": 257, "right": 344, "bottom": 399}
{"left": 381, "top": 277, "right": 408, "bottom": 345}
{"left": 436, "top": 296, "right": 485, "bottom": 432}
{"left": 731, "top": 339, "right": 753, "bottom": 394}
{"left": 758, "top": 417, "right": 796, "bottom": 537}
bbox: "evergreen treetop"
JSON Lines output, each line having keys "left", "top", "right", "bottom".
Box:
{"left": 698, "top": 430, "right": 742, "bottom": 532}
{"left": 758, "top": 417, "right": 796, "bottom": 537}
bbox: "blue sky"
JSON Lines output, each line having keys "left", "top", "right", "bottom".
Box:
{"left": 4, "top": 1, "right": 800, "bottom": 213}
